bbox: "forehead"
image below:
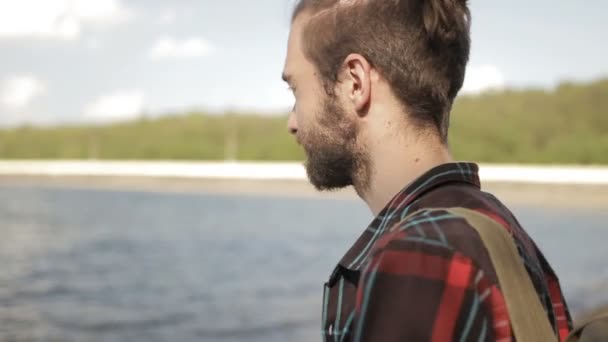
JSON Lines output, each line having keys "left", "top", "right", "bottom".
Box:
{"left": 283, "top": 14, "right": 310, "bottom": 79}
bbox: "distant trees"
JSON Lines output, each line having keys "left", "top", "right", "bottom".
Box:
{"left": 0, "top": 78, "right": 606, "bottom": 164}
{"left": 449, "top": 78, "right": 608, "bottom": 164}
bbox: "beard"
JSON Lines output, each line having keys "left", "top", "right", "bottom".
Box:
{"left": 299, "top": 96, "right": 370, "bottom": 193}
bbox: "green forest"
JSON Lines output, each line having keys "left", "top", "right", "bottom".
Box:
{"left": 0, "top": 78, "right": 606, "bottom": 164}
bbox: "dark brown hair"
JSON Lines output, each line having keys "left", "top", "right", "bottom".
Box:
{"left": 292, "top": 0, "right": 471, "bottom": 142}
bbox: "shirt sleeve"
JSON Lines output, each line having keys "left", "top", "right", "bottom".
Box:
{"left": 351, "top": 219, "right": 513, "bottom": 342}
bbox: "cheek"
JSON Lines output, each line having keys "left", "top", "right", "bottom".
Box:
{"left": 295, "top": 112, "right": 313, "bottom": 138}
{"left": 295, "top": 86, "right": 330, "bottom": 134}
{"left": 294, "top": 100, "right": 316, "bottom": 131}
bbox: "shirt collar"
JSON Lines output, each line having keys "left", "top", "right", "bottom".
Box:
{"left": 335, "top": 162, "right": 480, "bottom": 274}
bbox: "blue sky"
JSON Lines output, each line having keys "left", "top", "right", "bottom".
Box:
{"left": 0, "top": 0, "right": 606, "bottom": 127}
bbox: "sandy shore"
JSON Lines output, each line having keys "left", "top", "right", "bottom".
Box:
{"left": 1, "top": 175, "right": 607, "bottom": 208}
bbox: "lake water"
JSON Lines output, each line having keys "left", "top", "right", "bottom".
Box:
{"left": 0, "top": 185, "right": 606, "bottom": 341}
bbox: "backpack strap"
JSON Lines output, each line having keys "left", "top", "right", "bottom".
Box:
{"left": 444, "top": 207, "right": 557, "bottom": 341}
{"left": 404, "top": 207, "right": 558, "bottom": 341}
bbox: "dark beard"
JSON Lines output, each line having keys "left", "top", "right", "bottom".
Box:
{"left": 301, "top": 96, "right": 369, "bottom": 192}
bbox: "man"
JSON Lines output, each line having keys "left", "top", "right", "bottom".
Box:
{"left": 281, "top": 0, "right": 572, "bottom": 341}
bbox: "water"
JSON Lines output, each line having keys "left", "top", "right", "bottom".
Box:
{"left": 0, "top": 186, "right": 606, "bottom": 341}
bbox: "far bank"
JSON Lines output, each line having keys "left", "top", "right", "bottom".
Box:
{"left": 1, "top": 175, "right": 607, "bottom": 209}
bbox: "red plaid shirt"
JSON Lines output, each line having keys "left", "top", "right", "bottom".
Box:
{"left": 321, "top": 162, "right": 572, "bottom": 341}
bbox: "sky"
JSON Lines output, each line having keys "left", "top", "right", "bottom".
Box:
{"left": 0, "top": 0, "right": 606, "bottom": 127}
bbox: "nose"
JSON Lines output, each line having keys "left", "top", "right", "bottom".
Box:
{"left": 287, "top": 110, "right": 298, "bottom": 136}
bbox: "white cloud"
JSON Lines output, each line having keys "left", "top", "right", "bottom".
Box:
{"left": 0, "top": 0, "right": 130, "bottom": 40}
{"left": 149, "top": 36, "right": 213, "bottom": 60}
{"left": 0, "top": 75, "right": 46, "bottom": 109}
{"left": 84, "top": 37, "right": 101, "bottom": 50}
{"left": 159, "top": 9, "right": 177, "bottom": 25}
{"left": 70, "top": 0, "right": 129, "bottom": 22}
{"left": 84, "top": 90, "right": 145, "bottom": 122}
{"left": 462, "top": 64, "right": 505, "bottom": 94}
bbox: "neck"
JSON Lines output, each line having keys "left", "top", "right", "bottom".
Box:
{"left": 355, "top": 135, "right": 453, "bottom": 216}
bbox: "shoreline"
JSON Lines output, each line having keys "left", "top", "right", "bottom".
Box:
{"left": 1, "top": 175, "right": 607, "bottom": 208}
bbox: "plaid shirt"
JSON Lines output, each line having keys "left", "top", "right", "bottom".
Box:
{"left": 322, "top": 162, "right": 572, "bottom": 341}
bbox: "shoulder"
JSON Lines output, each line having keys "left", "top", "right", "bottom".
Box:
{"left": 370, "top": 208, "right": 500, "bottom": 284}
{"left": 358, "top": 209, "right": 514, "bottom": 342}
{"left": 384, "top": 208, "right": 486, "bottom": 249}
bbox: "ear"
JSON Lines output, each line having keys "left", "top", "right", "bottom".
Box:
{"left": 340, "top": 53, "right": 372, "bottom": 115}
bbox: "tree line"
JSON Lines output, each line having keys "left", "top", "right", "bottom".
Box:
{"left": 0, "top": 78, "right": 606, "bottom": 164}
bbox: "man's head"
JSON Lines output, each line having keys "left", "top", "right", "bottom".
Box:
{"left": 282, "top": 0, "right": 471, "bottom": 193}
